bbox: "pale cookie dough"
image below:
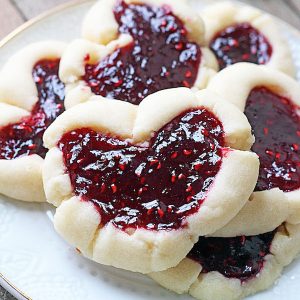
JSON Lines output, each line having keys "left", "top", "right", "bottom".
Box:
{"left": 207, "top": 63, "right": 300, "bottom": 225}
{"left": 60, "top": 0, "right": 218, "bottom": 109}
{"left": 150, "top": 222, "right": 300, "bottom": 300}
{"left": 43, "top": 88, "right": 259, "bottom": 273}
{"left": 201, "top": 1, "right": 295, "bottom": 76}
{"left": 0, "top": 41, "right": 66, "bottom": 202}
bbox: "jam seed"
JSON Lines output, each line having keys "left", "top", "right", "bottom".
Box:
{"left": 263, "top": 127, "right": 269, "bottom": 135}
{"left": 183, "top": 149, "right": 192, "bottom": 155}
{"left": 202, "top": 128, "right": 209, "bottom": 136}
{"left": 242, "top": 53, "right": 249, "bottom": 60}
{"left": 178, "top": 173, "right": 185, "bottom": 180}
{"left": 194, "top": 163, "right": 202, "bottom": 171}
{"left": 171, "top": 152, "right": 178, "bottom": 159}
{"left": 186, "top": 195, "right": 193, "bottom": 202}
{"left": 114, "top": 79, "right": 123, "bottom": 87}
{"left": 231, "top": 39, "right": 239, "bottom": 47}
{"left": 100, "top": 183, "right": 106, "bottom": 193}
{"left": 111, "top": 184, "right": 117, "bottom": 194}
{"left": 35, "top": 76, "right": 42, "bottom": 84}
{"left": 157, "top": 208, "right": 164, "bottom": 218}
{"left": 171, "top": 175, "right": 176, "bottom": 183}
{"left": 119, "top": 163, "right": 126, "bottom": 171}
{"left": 175, "top": 42, "right": 183, "bottom": 50}
{"left": 182, "top": 80, "right": 190, "bottom": 88}
{"left": 293, "top": 144, "right": 299, "bottom": 151}
{"left": 90, "top": 81, "right": 98, "bottom": 87}
{"left": 149, "top": 159, "right": 159, "bottom": 166}
{"left": 77, "top": 158, "right": 84, "bottom": 164}
{"left": 28, "top": 144, "right": 36, "bottom": 150}
{"left": 186, "top": 185, "right": 192, "bottom": 192}
{"left": 185, "top": 70, "right": 192, "bottom": 78}
{"left": 265, "top": 149, "right": 273, "bottom": 156}
{"left": 161, "top": 19, "right": 167, "bottom": 27}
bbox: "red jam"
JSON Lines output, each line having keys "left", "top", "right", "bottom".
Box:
{"left": 0, "top": 59, "right": 65, "bottom": 160}
{"left": 83, "top": 0, "right": 201, "bottom": 104}
{"left": 210, "top": 23, "right": 272, "bottom": 70}
{"left": 245, "top": 87, "right": 300, "bottom": 192}
{"left": 59, "top": 109, "right": 224, "bottom": 230}
{"left": 188, "top": 230, "right": 275, "bottom": 281}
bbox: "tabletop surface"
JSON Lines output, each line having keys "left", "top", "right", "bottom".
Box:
{"left": 0, "top": 0, "right": 300, "bottom": 299}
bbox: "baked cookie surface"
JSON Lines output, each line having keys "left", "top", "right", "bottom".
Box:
{"left": 208, "top": 63, "right": 300, "bottom": 226}
{"left": 60, "top": 0, "right": 218, "bottom": 109}
{"left": 202, "top": 1, "right": 295, "bottom": 76}
{"left": 0, "top": 41, "right": 66, "bottom": 202}
{"left": 43, "top": 88, "right": 258, "bottom": 273}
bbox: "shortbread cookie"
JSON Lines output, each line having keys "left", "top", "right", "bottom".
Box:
{"left": 43, "top": 88, "right": 258, "bottom": 273}
{"left": 207, "top": 63, "right": 300, "bottom": 225}
{"left": 0, "top": 41, "right": 66, "bottom": 202}
{"left": 201, "top": 1, "right": 294, "bottom": 76}
{"left": 59, "top": 0, "right": 218, "bottom": 109}
{"left": 150, "top": 222, "right": 300, "bottom": 300}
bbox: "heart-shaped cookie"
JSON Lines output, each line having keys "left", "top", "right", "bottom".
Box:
{"left": 43, "top": 88, "right": 258, "bottom": 273}
{"left": 201, "top": 1, "right": 295, "bottom": 76}
{"left": 208, "top": 63, "right": 300, "bottom": 226}
{"left": 150, "top": 222, "right": 300, "bottom": 300}
{"left": 59, "top": 0, "right": 218, "bottom": 109}
{"left": 0, "top": 41, "right": 66, "bottom": 202}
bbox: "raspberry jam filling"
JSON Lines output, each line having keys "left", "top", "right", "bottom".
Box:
{"left": 188, "top": 230, "right": 275, "bottom": 281}
{"left": 59, "top": 109, "right": 224, "bottom": 230}
{"left": 83, "top": 0, "right": 201, "bottom": 104}
{"left": 0, "top": 59, "right": 65, "bottom": 160}
{"left": 210, "top": 23, "right": 272, "bottom": 70}
{"left": 245, "top": 87, "right": 300, "bottom": 192}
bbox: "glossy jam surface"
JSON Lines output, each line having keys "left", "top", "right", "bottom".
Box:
{"left": 188, "top": 231, "right": 275, "bottom": 281}
{"left": 0, "top": 59, "right": 65, "bottom": 159}
{"left": 210, "top": 23, "right": 272, "bottom": 70}
{"left": 59, "top": 109, "right": 224, "bottom": 230}
{"left": 83, "top": 1, "right": 201, "bottom": 104}
{"left": 245, "top": 87, "right": 300, "bottom": 192}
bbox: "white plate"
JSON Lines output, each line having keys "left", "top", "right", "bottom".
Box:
{"left": 1, "top": 1, "right": 300, "bottom": 299}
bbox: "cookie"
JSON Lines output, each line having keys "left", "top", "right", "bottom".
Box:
{"left": 201, "top": 1, "right": 295, "bottom": 76}
{"left": 0, "top": 41, "right": 66, "bottom": 202}
{"left": 42, "top": 88, "right": 258, "bottom": 273}
{"left": 59, "top": 0, "right": 218, "bottom": 109}
{"left": 150, "top": 222, "right": 300, "bottom": 300}
{"left": 207, "top": 63, "right": 300, "bottom": 225}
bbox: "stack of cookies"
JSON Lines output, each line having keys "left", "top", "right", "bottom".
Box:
{"left": 1, "top": 1, "right": 300, "bottom": 299}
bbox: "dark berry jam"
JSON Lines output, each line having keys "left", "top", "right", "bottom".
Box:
{"left": 188, "top": 230, "right": 275, "bottom": 281}
{"left": 0, "top": 59, "right": 65, "bottom": 160}
{"left": 245, "top": 87, "right": 300, "bottom": 192}
{"left": 83, "top": 0, "right": 201, "bottom": 104}
{"left": 59, "top": 109, "right": 224, "bottom": 231}
{"left": 210, "top": 23, "right": 272, "bottom": 70}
